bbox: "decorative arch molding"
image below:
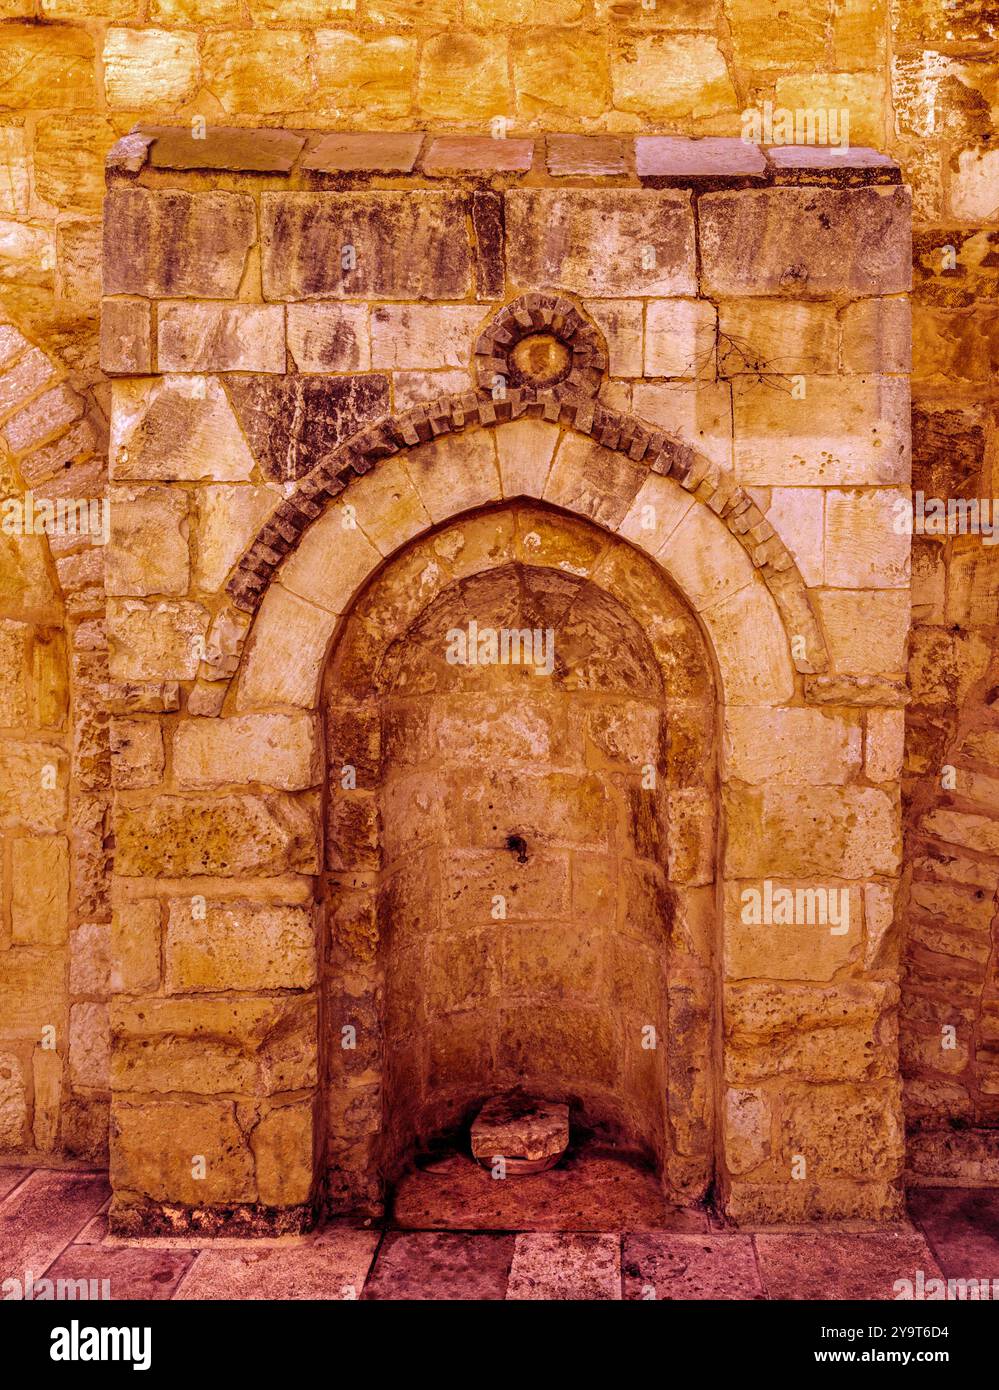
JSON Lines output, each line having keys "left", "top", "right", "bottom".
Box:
{"left": 222, "top": 293, "right": 828, "bottom": 694}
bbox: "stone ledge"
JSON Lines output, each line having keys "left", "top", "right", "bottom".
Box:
{"left": 108, "top": 127, "right": 902, "bottom": 190}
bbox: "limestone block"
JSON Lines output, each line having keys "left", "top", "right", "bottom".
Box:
{"left": 417, "top": 32, "right": 510, "bottom": 118}
{"left": 718, "top": 299, "right": 840, "bottom": 377}
{"left": 950, "top": 147, "right": 999, "bottom": 221}
{"left": 12, "top": 836, "right": 70, "bottom": 944}
{"left": 732, "top": 376, "right": 911, "bottom": 486}
{"left": 505, "top": 189, "right": 696, "bottom": 298}
{"left": 32, "top": 1047, "right": 62, "bottom": 1152}
{"left": 4, "top": 384, "right": 83, "bottom": 454}
{"left": 235, "top": 585, "right": 339, "bottom": 711}
{"left": 103, "top": 27, "right": 200, "bottom": 107}
{"left": 287, "top": 304, "right": 370, "bottom": 373}
{"left": 840, "top": 298, "right": 912, "bottom": 374}
{"left": 699, "top": 188, "right": 912, "bottom": 298}
{"left": 173, "top": 713, "right": 321, "bottom": 791}
{"left": 158, "top": 303, "right": 285, "bottom": 374}
{"left": 698, "top": 579, "right": 796, "bottom": 705}
{"left": 100, "top": 298, "right": 152, "bottom": 374}
{"left": 723, "top": 882, "right": 862, "bottom": 982}
{"left": 192, "top": 484, "right": 277, "bottom": 592}
{"left": 617, "top": 472, "right": 695, "bottom": 556}
{"left": 725, "top": 1087, "right": 771, "bottom": 1176}
{"left": 370, "top": 304, "right": 485, "bottom": 370}
{"left": 773, "top": 73, "right": 884, "bottom": 148}
{"left": 252, "top": 1101, "right": 314, "bottom": 1206}
{"left": 498, "top": 1005, "right": 618, "bottom": 1087}
{"left": 109, "top": 718, "right": 165, "bottom": 790}
{"left": 103, "top": 189, "right": 256, "bottom": 298}
{"left": 115, "top": 792, "right": 320, "bottom": 877}
{"left": 69, "top": 922, "right": 111, "bottom": 997}
{"left": 201, "top": 31, "right": 312, "bottom": 115}
{"left": 113, "top": 993, "right": 316, "bottom": 1098}
{"left": 111, "top": 1099, "right": 257, "bottom": 1205}
{"left": 725, "top": 0, "right": 827, "bottom": 71}
{"left": 280, "top": 506, "right": 382, "bottom": 616}
{"left": 823, "top": 488, "right": 910, "bottom": 588}
{"left": 497, "top": 418, "right": 560, "bottom": 499}
{"left": 165, "top": 901, "right": 314, "bottom": 992}
{"left": 612, "top": 32, "right": 738, "bottom": 119}
{"left": 581, "top": 300, "right": 642, "bottom": 377}
{"left": 107, "top": 599, "right": 209, "bottom": 681}
{"left": 261, "top": 192, "right": 473, "bottom": 300}
{"left": 726, "top": 981, "right": 892, "bottom": 1084}
{"left": 314, "top": 31, "right": 417, "bottom": 117}
{"left": 111, "top": 900, "right": 161, "bottom": 995}
{"left": 512, "top": 28, "right": 607, "bottom": 119}
{"left": 111, "top": 376, "right": 256, "bottom": 482}
{"left": 865, "top": 708, "right": 905, "bottom": 782}
{"left": 346, "top": 458, "right": 432, "bottom": 557}
{"left": 723, "top": 708, "right": 862, "bottom": 784}
{"left": 814, "top": 589, "right": 910, "bottom": 675}
{"left": 0, "top": 948, "right": 64, "bottom": 1036}
{"left": 645, "top": 298, "right": 717, "bottom": 378}
{"left": 35, "top": 115, "right": 116, "bottom": 214}
{"left": 0, "top": 24, "right": 95, "bottom": 110}
{"left": 543, "top": 432, "right": 646, "bottom": 529}
{"left": 0, "top": 1054, "right": 27, "bottom": 1150}
{"left": 107, "top": 485, "right": 189, "bottom": 597}
{"left": 403, "top": 430, "right": 501, "bottom": 524}
{"left": 724, "top": 784, "right": 901, "bottom": 877}
{"left": 781, "top": 1082, "right": 904, "bottom": 1180}
{"left": 0, "top": 742, "right": 68, "bottom": 832}
{"left": 69, "top": 1002, "right": 110, "bottom": 1087}
{"left": 631, "top": 380, "right": 733, "bottom": 472}
{"left": 0, "top": 121, "right": 30, "bottom": 215}
{"left": 657, "top": 503, "right": 756, "bottom": 612}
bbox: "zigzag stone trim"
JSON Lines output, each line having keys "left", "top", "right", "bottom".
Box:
{"left": 226, "top": 386, "right": 829, "bottom": 675}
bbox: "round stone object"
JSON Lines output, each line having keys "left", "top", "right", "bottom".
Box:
{"left": 470, "top": 1095, "right": 570, "bottom": 1175}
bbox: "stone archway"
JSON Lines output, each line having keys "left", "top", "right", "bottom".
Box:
{"left": 318, "top": 501, "right": 720, "bottom": 1214}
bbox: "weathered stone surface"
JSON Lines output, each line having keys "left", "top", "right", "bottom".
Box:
{"left": 224, "top": 373, "right": 389, "bottom": 481}
{"left": 0, "top": 742, "right": 68, "bottom": 832}
{"left": 725, "top": 1087, "right": 771, "bottom": 1175}
{"left": 100, "top": 298, "right": 152, "bottom": 374}
{"left": 12, "top": 836, "right": 70, "bottom": 944}
{"left": 645, "top": 298, "right": 716, "bottom": 377}
{"left": 32, "top": 1047, "right": 62, "bottom": 1151}
{"left": 165, "top": 901, "right": 314, "bottom": 992}
{"left": 115, "top": 792, "right": 320, "bottom": 877}
{"left": 514, "top": 30, "right": 608, "bottom": 119}
{"left": 781, "top": 1082, "right": 904, "bottom": 1180}
{"left": 69, "top": 921, "right": 111, "bottom": 997}
{"left": 149, "top": 124, "right": 304, "bottom": 172}
{"left": 0, "top": 24, "right": 95, "bottom": 109}
{"left": 313, "top": 31, "right": 417, "bottom": 118}
{"left": 111, "top": 994, "right": 316, "bottom": 1094}
{"left": 718, "top": 298, "right": 840, "bottom": 376}
{"left": 417, "top": 32, "right": 510, "bottom": 118}
{"left": 0, "top": 1054, "right": 27, "bottom": 1150}
{"left": 252, "top": 1101, "right": 314, "bottom": 1205}
{"left": 107, "top": 599, "right": 209, "bottom": 681}
{"left": 235, "top": 585, "right": 338, "bottom": 711}
{"left": 201, "top": 31, "right": 312, "bottom": 114}
{"left": 724, "top": 785, "right": 901, "bottom": 877}
{"left": 158, "top": 304, "right": 285, "bottom": 374}
{"left": 103, "top": 27, "right": 200, "bottom": 107}
{"left": 111, "top": 900, "right": 161, "bottom": 995}
{"left": 287, "top": 304, "right": 370, "bottom": 372}
{"left": 371, "top": 304, "right": 485, "bottom": 369}
{"left": 173, "top": 713, "right": 320, "bottom": 791}
{"left": 547, "top": 134, "right": 626, "bottom": 177}
{"left": 103, "top": 189, "right": 256, "bottom": 298}
{"left": 35, "top": 115, "right": 115, "bottom": 214}
{"left": 723, "top": 708, "right": 861, "bottom": 784}
{"left": 111, "top": 376, "right": 256, "bottom": 482}
{"left": 111, "top": 1099, "right": 256, "bottom": 1205}
{"left": 107, "top": 485, "right": 189, "bottom": 597}
{"left": 637, "top": 136, "right": 767, "bottom": 182}
{"left": 109, "top": 718, "right": 165, "bottom": 790}
{"left": 814, "top": 589, "right": 910, "bottom": 674}
{"left": 424, "top": 136, "right": 534, "bottom": 175}
{"left": 612, "top": 34, "right": 738, "bottom": 120}
{"left": 470, "top": 1095, "right": 569, "bottom": 1167}
{"left": 700, "top": 188, "right": 912, "bottom": 297}
{"left": 261, "top": 192, "right": 473, "bottom": 300}
{"left": 69, "top": 1002, "right": 110, "bottom": 1087}
{"left": 303, "top": 131, "right": 422, "bottom": 174}
{"left": 505, "top": 189, "right": 696, "bottom": 297}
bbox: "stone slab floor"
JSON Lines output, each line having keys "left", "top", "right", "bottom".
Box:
{"left": 2, "top": 1166, "right": 997, "bottom": 1300}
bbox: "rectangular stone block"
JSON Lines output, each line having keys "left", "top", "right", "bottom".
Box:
{"left": 286, "top": 303, "right": 369, "bottom": 372}
{"left": 724, "top": 882, "right": 862, "bottom": 982}
{"left": 823, "top": 488, "right": 910, "bottom": 588}
{"left": 172, "top": 713, "right": 321, "bottom": 791}
{"left": 165, "top": 900, "right": 315, "bottom": 993}
{"left": 724, "top": 784, "right": 901, "bottom": 877}
{"left": 100, "top": 298, "right": 152, "bottom": 374}
{"left": 261, "top": 192, "right": 473, "bottom": 300}
{"left": 103, "top": 188, "right": 256, "bottom": 298}
{"left": 0, "top": 948, "right": 64, "bottom": 1037}
{"left": 157, "top": 303, "right": 285, "bottom": 373}
{"left": 733, "top": 375, "right": 910, "bottom": 485}
{"left": 814, "top": 589, "right": 910, "bottom": 675}
{"left": 107, "top": 485, "right": 189, "bottom": 597}
{"left": 370, "top": 304, "right": 486, "bottom": 370}
{"left": 840, "top": 298, "right": 912, "bottom": 374}
{"left": 718, "top": 299, "right": 840, "bottom": 376}
{"left": 115, "top": 792, "right": 320, "bottom": 877}
{"left": 11, "top": 836, "right": 70, "bottom": 944}
{"left": 505, "top": 189, "right": 696, "bottom": 297}
{"left": 111, "top": 899, "right": 161, "bottom": 995}
{"left": 107, "top": 598, "right": 209, "bottom": 681}
{"left": 645, "top": 298, "right": 717, "bottom": 378}
{"left": 723, "top": 708, "right": 862, "bottom": 784}
{"left": 701, "top": 186, "right": 911, "bottom": 298}
{"left": 111, "top": 1099, "right": 256, "bottom": 1205}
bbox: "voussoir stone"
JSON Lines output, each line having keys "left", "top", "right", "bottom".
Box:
{"left": 261, "top": 192, "right": 473, "bottom": 300}
{"left": 699, "top": 186, "right": 912, "bottom": 296}
{"left": 103, "top": 188, "right": 256, "bottom": 298}
{"left": 505, "top": 189, "right": 696, "bottom": 297}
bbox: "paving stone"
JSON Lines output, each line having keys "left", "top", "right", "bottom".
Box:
{"left": 546, "top": 134, "right": 627, "bottom": 177}
{"left": 174, "top": 1234, "right": 379, "bottom": 1300}
{"left": 44, "top": 1243, "right": 195, "bottom": 1300}
{"left": 362, "top": 1232, "right": 514, "bottom": 1300}
{"left": 423, "top": 136, "right": 534, "bottom": 176}
{"left": 302, "top": 132, "right": 424, "bottom": 174}
{"left": 0, "top": 1166, "right": 30, "bottom": 1202}
{"left": 623, "top": 1234, "right": 764, "bottom": 1299}
{"left": 148, "top": 125, "right": 304, "bottom": 172}
{"left": 0, "top": 1170, "right": 110, "bottom": 1280}
{"left": 754, "top": 1233, "right": 944, "bottom": 1300}
{"left": 908, "top": 1187, "right": 999, "bottom": 1279}
{"left": 637, "top": 136, "right": 767, "bottom": 183}
{"left": 507, "top": 1232, "right": 621, "bottom": 1300}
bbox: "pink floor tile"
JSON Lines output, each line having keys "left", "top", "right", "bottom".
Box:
{"left": 362, "top": 1232, "right": 514, "bottom": 1300}
{"left": 506, "top": 1232, "right": 621, "bottom": 1300}
{"left": 43, "top": 1243, "right": 195, "bottom": 1300}
{"left": 0, "top": 1170, "right": 110, "bottom": 1282}
{"left": 174, "top": 1231, "right": 379, "bottom": 1300}
{"left": 754, "top": 1233, "right": 945, "bottom": 1300}
{"left": 623, "top": 1234, "right": 764, "bottom": 1299}
{"left": 909, "top": 1187, "right": 999, "bottom": 1280}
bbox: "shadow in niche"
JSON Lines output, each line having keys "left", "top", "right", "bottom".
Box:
{"left": 320, "top": 501, "right": 719, "bottom": 1225}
